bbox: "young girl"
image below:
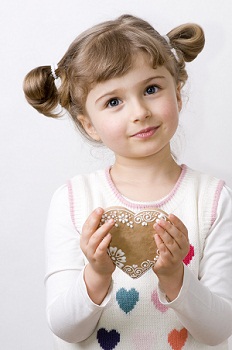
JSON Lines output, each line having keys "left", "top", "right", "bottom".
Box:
{"left": 23, "top": 14, "right": 232, "bottom": 350}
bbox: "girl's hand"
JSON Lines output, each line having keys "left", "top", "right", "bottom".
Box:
{"left": 80, "top": 207, "right": 116, "bottom": 277}
{"left": 153, "top": 214, "right": 189, "bottom": 301}
{"left": 80, "top": 208, "right": 116, "bottom": 305}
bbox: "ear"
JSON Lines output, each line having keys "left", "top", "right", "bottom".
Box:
{"left": 77, "top": 115, "right": 101, "bottom": 141}
{"left": 176, "top": 84, "right": 182, "bottom": 112}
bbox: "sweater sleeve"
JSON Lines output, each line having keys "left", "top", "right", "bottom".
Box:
{"left": 158, "top": 185, "right": 232, "bottom": 346}
{"left": 45, "top": 185, "right": 112, "bottom": 343}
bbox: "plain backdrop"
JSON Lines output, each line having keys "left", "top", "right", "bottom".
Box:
{"left": 1, "top": 0, "right": 232, "bottom": 349}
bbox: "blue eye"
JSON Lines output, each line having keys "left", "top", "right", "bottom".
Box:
{"left": 145, "top": 85, "right": 159, "bottom": 95}
{"left": 107, "top": 98, "right": 121, "bottom": 108}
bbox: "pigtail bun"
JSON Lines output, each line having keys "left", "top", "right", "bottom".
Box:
{"left": 167, "top": 23, "right": 205, "bottom": 62}
{"left": 23, "top": 66, "right": 60, "bottom": 117}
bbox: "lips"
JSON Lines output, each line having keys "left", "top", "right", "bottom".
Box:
{"left": 131, "top": 126, "right": 159, "bottom": 138}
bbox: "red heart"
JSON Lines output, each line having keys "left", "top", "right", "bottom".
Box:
{"left": 183, "top": 244, "right": 194, "bottom": 265}
{"left": 168, "top": 328, "right": 188, "bottom": 350}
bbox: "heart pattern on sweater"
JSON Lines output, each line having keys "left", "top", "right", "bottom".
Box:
{"left": 131, "top": 332, "right": 156, "bottom": 349}
{"left": 100, "top": 206, "right": 170, "bottom": 278}
{"left": 151, "top": 289, "right": 169, "bottom": 313}
{"left": 168, "top": 328, "right": 188, "bottom": 350}
{"left": 116, "top": 288, "right": 139, "bottom": 314}
{"left": 183, "top": 244, "right": 194, "bottom": 265}
{"left": 97, "top": 328, "right": 120, "bottom": 350}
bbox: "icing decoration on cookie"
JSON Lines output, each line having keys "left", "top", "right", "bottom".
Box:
{"left": 100, "top": 206, "right": 170, "bottom": 279}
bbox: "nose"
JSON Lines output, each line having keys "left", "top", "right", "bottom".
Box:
{"left": 130, "top": 99, "right": 151, "bottom": 122}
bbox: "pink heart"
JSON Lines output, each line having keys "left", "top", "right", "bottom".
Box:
{"left": 151, "top": 289, "right": 168, "bottom": 313}
{"left": 132, "top": 332, "right": 156, "bottom": 349}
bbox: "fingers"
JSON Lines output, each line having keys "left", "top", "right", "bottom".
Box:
{"left": 169, "top": 214, "right": 188, "bottom": 240}
{"left": 81, "top": 208, "right": 104, "bottom": 242}
{"left": 95, "top": 232, "right": 112, "bottom": 254}
{"left": 154, "top": 214, "right": 189, "bottom": 258}
{"left": 80, "top": 208, "right": 116, "bottom": 278}
{"left": 80, "top": 207, "right": 115, "bottom": 257}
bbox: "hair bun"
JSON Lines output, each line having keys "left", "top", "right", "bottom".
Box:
{"left": 168, "top": 23, "right": 205, "bottom": 62}
{"left": 23, "top": 66, "right": 60, "bottom": 118}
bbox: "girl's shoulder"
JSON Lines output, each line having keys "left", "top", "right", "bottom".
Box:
{"left": 49, "top": 167, "right": 109, "bottom": 204}
{"left": 182, "top": 164, "right": 225, "bottom": 192}
{"left": 68, "top": 167, "right": 109, "bottom": 185}
{"left": 183, "top": 164, "right": 232, "bottom": 223}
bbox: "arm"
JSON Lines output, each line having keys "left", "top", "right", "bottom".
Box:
{"left": 45, "top": 186, "right": 113, "bottom": 343}
{"left": 158, "top": 186, "right": 232, "bottom": 345}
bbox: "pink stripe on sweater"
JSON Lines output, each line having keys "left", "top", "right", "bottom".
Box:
{"left": 67, "top": 180, "right": 78, "bottom": 231}
{"left": 211, "top": 180, "right": 225, "bottom": 226}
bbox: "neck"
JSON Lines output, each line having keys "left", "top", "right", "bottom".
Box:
{"left": 110, "top": 149, "right": 181, "bottom": 202}
{"left": 112, "top": 147, "right": 178, "bottom": 181}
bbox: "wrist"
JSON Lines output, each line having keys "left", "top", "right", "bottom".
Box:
{"left": 157, "top": 264, "right": 184, "bottom": 302}
{"left": 84, "top": 264, "right": 112, "bottom": 305}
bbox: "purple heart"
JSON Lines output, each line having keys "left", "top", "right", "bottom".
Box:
{"left": 97, "top": 328, "right": 120, "bottom": 350}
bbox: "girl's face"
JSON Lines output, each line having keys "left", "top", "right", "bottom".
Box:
{"left": 78, "top": 52, "right": 182, "bottom": 162}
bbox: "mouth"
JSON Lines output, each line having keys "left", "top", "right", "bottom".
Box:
{"left": 131, "top": 126, "right": 159, "bottom": 138}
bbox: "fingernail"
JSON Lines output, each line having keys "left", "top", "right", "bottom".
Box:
{"left": 96, "top": 207, "right": 103, "bottom": 214}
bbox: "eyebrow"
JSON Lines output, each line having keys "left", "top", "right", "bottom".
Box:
{"left": 95, "top": 76, "right": 166, "bottom": 104}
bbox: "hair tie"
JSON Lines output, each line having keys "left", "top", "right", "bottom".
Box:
{"left": 163, "top": 35, "right": 179, "bottom": 61}
{"left": 51, "top": 63, "right": 59, "bottom": 80}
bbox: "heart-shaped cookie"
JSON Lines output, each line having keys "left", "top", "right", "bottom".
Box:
{"left": 100, "top": 207, "right": 170, "bottom": 279}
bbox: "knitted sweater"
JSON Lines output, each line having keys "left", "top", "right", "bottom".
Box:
{"left": 45, "top": 165, "right": 232, "bottom": 349}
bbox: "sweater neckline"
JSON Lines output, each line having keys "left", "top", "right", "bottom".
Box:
{"left": 104, "top": 164, "right": 188, "bottom": 209}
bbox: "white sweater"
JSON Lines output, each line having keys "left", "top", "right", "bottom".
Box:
{"left": 45, "top": 165, "right": 232, "bottom": 349}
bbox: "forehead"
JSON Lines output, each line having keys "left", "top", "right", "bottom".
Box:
{"left": 95, "top": 52, "right": 153, "bottom": 85}
{"left": 86, "top": 54, "right": 173, "bottom": 103}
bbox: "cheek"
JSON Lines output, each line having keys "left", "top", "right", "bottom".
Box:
{"left": 162, "top": 98, "right": 179, "bottom": 123}
{"left": 95, "top": 120, "right": 125, "bottom": 143}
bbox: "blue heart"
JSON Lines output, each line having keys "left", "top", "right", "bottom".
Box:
{"left": 97, "top": 328, "right": 120, "bottom": 350}
{"left": 116, "top": 288, "right": 139, "bottom": 314}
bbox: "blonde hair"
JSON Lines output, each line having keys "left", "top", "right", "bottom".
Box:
{"left": 23, "top": 14, "right": 205, "bottom": 141}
